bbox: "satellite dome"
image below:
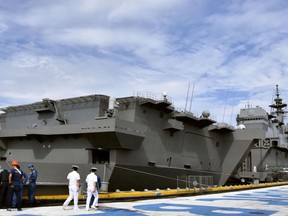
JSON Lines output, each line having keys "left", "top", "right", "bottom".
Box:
{"left": 202, "top": 110, "right": 210, "bottom": 118}
{"left": 237, "top": 124, "right": 246, "bottom": 129}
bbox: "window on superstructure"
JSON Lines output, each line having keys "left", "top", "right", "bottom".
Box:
{"left": 184, "top": 164, "right": 191, "bottom": 169}
{"left": 272, "top": 140, "right": 278, "bottom": 147}
{"left": 92, "top": 148, "right": 109, "bottom": 164}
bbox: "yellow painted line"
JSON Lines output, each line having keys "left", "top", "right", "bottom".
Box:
{"left": 27, "top": 181, "right": 288, "bottom": 200}
{"left": 23, "top": 195, "right": 86, "bottom": 200}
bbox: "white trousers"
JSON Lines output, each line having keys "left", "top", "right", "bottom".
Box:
{"left": 63, "top": 185, "right": 79, "bottom": 209}
{"left": 86, "top": 187, "right": 99, "bottom": 210}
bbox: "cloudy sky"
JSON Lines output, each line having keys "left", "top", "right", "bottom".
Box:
{"left": 0, "top": 0, "right": 288, "bottom": 125}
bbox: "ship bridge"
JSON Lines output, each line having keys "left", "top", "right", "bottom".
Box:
{"left": 237, "top": 106, "right": 269, "bottom": 123}
{"left": 236, "top": 106, "right": 269, "bottom": 131}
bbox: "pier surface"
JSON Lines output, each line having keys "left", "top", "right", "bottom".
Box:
{"left": 2, "top": 185, "right": 288, "bottom": 215}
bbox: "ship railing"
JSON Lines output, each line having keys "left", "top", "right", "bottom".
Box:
{"left": 174, "top": 108, "right": 217, "bottom": 121}
{"left": 266, "top": 166, "right": 288, "bottom": 172}
{"left": 175, "top": 108, "right": 200, "bottom": 117}
{"left": 133, "top": 91, "right": 173, "bottom": 104}
{"left": 177, "top": 175, "right": 214, "bottom": 191}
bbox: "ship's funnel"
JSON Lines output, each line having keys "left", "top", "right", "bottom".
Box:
{"left": 109, "top": 97, "right": 116, "bottom": 110}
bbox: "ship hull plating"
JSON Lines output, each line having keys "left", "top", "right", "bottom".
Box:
{"left": 0, "top": 91, "right": 277, "bottom": 195}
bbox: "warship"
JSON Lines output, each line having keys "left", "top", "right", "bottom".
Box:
{"left": 234, "top": 85, "right": 288, "bottom": 183}
{"left": 0, "top": 85, "right": 286, "bottom": 195}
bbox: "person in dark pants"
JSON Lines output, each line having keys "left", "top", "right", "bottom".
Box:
{"left": 27, "top": 164, "right": 37, "bottom": 206}
{"left": 0, "top": 168, "right": 10, "bottom": 208}
{"left": 7, "top": 160, "right": 24, "bottom": 211}
{"left": 12, "top": 168, "right": 28, "bottom": 207}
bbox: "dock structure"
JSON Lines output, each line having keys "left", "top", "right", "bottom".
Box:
{"left": 21, "top": 181, "right": 288, "bottom": 201}
{"left": 2, "top": 184, "right": 288, "bottom": 215}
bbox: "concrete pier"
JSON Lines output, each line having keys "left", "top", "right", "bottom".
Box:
{"left": 2, "top": 185, "right": 288, "bottom": 215}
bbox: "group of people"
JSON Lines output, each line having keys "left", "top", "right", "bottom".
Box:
{"left": 63, "top": 165, "right": 101, "bottom": 211}
{"left": 1, "top": 162, "right": 101, "bottom": 211}
{"left": 0, "top": 160, "right": 38, "bottom": 211}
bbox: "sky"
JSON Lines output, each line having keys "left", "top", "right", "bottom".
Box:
{"left": 0, "top": 0, "right": 288, "bottom": 126}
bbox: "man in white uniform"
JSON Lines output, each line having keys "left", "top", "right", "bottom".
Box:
{"left": 85, "top": 167, "right": 98, "bottom": 211}
{"left": 63, "top": 165, "right": 81, "bottom": 210}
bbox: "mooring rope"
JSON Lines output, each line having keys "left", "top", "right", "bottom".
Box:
{"left": 113, "top": 164, "right": 229, "bottom": 187}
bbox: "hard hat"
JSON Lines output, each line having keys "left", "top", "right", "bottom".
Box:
{"left": 27, "top": 164, "right": 33, "bottom": 168}
{"left": 11, "top": 160, "right": 19, "bottom": 166}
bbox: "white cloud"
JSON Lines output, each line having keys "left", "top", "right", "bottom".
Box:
{"left": 0, "top": 0, "right": 288, "bottom": 126}
{"left": 0, "top": 21, "right": 7, "bottom": 34}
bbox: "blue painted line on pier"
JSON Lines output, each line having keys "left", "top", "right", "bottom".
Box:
{"left": 75, "top": 209, "right": 144, "bottom": 216}
{"left": 134, "top": 203, "right": 276, "bottom": 215}
{"left": 195, "top": 187, "right": 288, "bottom": 207}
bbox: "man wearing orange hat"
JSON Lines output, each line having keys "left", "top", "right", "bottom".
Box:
{"left": 7, "top": 160, "right": 24, "bottom": 211}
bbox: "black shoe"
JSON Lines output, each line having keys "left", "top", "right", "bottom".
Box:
{"left": 7, "top": 208, "right": 12, "bottom": 211}
{"left": 17, "top": 208, "right": 22, "bottom": 211}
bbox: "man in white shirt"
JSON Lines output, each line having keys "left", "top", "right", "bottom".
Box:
{"left": 63, "top": 165, "right": 80, "bottom": 210}
{"left": 85, "top": 167, "right": 98, "bottom": 211}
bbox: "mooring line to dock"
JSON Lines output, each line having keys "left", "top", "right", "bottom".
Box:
{"left": 113, "top": 164, "right": 274, "bottom": 189}
{"left": 114, "top": 165, "right": 220, "bottom": 187}
{"left": 114, "top": 165, "right": 181, "bottom": 181}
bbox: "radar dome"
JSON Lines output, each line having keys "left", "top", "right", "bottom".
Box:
{"left": 202, "top": 110, "right": 210, "bottom": 118}
{"left": 237, "top": 124, "right": 246, "bottom": 129}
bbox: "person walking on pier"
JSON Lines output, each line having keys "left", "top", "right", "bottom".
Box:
{"left": 89, "top": 169, "right": 101, "bottom": 208}
{"left": 85, "top": 167, "right": 98, "bottom": 211}
{"left": 27, "top": 164, "right": 37, "bottom": 206}
{"left": 63, "top": 165, "right": 81, "bottom": 210}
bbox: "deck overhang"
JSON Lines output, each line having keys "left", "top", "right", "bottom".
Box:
{"left": 0, "top": 118, "right": 146, "bottom": 150}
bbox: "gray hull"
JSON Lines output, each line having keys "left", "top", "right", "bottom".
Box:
{"left": 0, "top": 89, "right": 282, "bottom": 194}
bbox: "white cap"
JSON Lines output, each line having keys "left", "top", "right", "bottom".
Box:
{"left": 91, "top": 167, "right": 97, "bottom": 171}
{"left": 72, "top": 165, "right": 79, "bottom": 169}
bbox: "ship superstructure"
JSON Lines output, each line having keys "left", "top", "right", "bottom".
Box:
{"left": 0, "top": 91, "right": 265, "bottom": 194}
{"left": 235, "top": 85, "right": 288, "bottom": 183}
